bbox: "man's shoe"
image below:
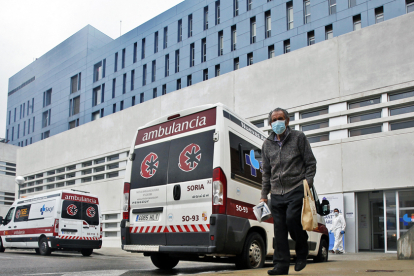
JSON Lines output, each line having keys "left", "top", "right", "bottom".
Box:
{"left": 294, "top": 259, "right": 307, "bottom": 272}
{"left": 329, "top": 250, "right": 335, "bottom": 254}
{"left": 268, "top": 266, "right": 289, "bottom": 275}
{"left": 335, "top": 250, "right": 343, "bottom": 254}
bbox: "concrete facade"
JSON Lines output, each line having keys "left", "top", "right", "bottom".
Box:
{"left": 0, "top": 142, "right": 17, "bottom": 217}
{"left": 5, "top": 0, "right": 413, "bottom": 147}
{"left": 10, "top": 12, "right": 414, "bottom": 248}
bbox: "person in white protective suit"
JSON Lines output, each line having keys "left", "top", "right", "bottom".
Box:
{"left": 329, "top": 208, "right": 346, "bottom": 254}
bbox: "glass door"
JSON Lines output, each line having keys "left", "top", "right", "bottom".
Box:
{"left": 371, "top": 200, "right": 384, "bottom": 251}
{"left": 384, "top": 191, "right": 397, "bottom": 252}
{"left": 398, "top": 190, "right": 414, "bottom": 240}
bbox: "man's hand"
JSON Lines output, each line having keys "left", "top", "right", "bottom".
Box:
{"left": 260, "top": 198, "right": 268, "bottom": 204}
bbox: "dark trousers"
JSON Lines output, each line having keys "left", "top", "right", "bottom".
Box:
{"left": 271, "top": 184, "right": 309, "bottom": 267}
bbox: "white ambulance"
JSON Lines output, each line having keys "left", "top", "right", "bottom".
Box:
{"left": 0, "top": 190, "right": 102, "bottom": 256}
{"left": 121, "top": 103, "right": 330, "bottom": 269}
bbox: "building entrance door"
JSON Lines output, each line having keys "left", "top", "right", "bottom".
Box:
{"left": 370, "top": 199, "right": 384, "bottom": 251}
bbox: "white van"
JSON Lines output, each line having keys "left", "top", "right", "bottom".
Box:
{"left": 0, "top": 190, "right": 102, "bottom": 256}
{"left": 121, "top": 103, "right": 330, "bottom": 269}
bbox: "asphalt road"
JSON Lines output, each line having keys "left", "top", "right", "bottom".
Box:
{"left": 0, "top": 249, "right": 241, "bottom": 276}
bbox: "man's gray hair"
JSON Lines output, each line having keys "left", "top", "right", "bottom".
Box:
{"left": 268, "top": 108, "right": 289, "bottom": 124}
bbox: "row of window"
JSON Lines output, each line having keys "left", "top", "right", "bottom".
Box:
{"left": 8, "top": 98, "right": 34, "bottom": 127}
{"left": 0, "top": 191, "right": 15, "bottom": 206}
{"left": 0, "top": 161, "right": 16, "bottom": 177}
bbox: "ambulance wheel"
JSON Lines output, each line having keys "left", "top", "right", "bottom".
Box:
{"left": 235, "top": 232, "right": 265, "bottom": 269}
{"left": 38, "top": 237, "right": 51, "bottom": 256}
{"left": 313, "top": 239, "right": 328, "bottom": 263}
{"left": 0, "top": 237, "right": 5, "bottom": 252}
{"left": 150, "top": 253, "right": 179, "bottom": 270}
{"left": 81, "top": 249, "right": 93, "bottom": 256}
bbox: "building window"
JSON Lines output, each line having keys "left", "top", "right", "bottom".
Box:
{"left": 268, "top": 45, "right": 275, "bottom": 59}
{"left": 375, "top": 7, "right": 384, "bottom": 23}
{"left": 140, "top": 93, "right": 144, "bottom": 103}
{"left": 20, "top": 104, "right": 22, "bottom": 119}
{"left": 215, "top": 65, "right": 220, "bottom": 77}
{"left": 69, "top": 96, "right": 80, "bottom": 116}
{"left": 390, "top": 105, "right": 414, "bottom": 116}
{"left": 308, "top": 134, "right": 329, "bottom": 143}
{"left": 112, "top": 78, "right": 116, "bottom": 98}
{"left": 349, "top": 111, "right": 381, "bottom": 123}
{"left": 247, "top": 52, "right": 253, "bottom": 66}
{"left": 284, "top": 39, "right": 291, "bottom": 53}
{"left": 231, "top": 25, "right": 237, "bottom": 51}
{"left": 178, "top": 19, "right": 183, "bottom": 42}
{"left": 250, "top": 17, "right": 256, "bottom": 43}
{"left": 68, "top": 119, "right": 78, "bottom": 129}
{"left": 131, "top": 70, "right": 135, "bottom": 91}
{"left": 122, "top": 74, "right": 127, "bottom": 94}
{"left": 234, "top": 57, "right": 239, "bottom": 70}
{"left": 27, "top": 100, "right": 30, "bottom": 116}
{"left": 141, "top": 38, "right": 146, "bottom": 59}
{"left": 216, "top": 1, "right": 221, "bottom": 24}
{"left": 28, "top": 119, "right": 30, "bottom": 134}
{"left": 349, "top": 0, "right": 356, "bottom": 8}
{"left": 122, "top": 48, "right": 126, "bottom": 69}
{"left": 152, "top": 60, "right": 157, "bottom": 82}
{"left": 201, "top": 38, "right": 207, "bottom": 63}
{"left": 165, "top": 54, "right": 170, "bottom": 76}
{"left": 175, "top": 50, "right": 180, "bottom": 73}
{"left": 353, "top": 14, "right": 361, "bottom": 31}
{"left": 408, "top": 0, "right": 414, "bottom": 13}
{"left": 218, "top": 31, "right": 223, "bottom": 56}
{"left": 390, "top": 119, "right": 414, "bottom": 131}
{"left": 114, "top": 52, "right": 118, "bottom": 72}
{"left": 188, "top": 14, "right": 193, "bottom": 37}
{"left": 154, "top": 31, "right": 158, "bottom": 53}
{"left": 23, "top": 121, "right": 26, "bottom": 136}
{"left": 32, "top": 98, "right": 34, "bottom": 113}
{"left": 203, "top": 69, "right": 208, "bottom": 81}
{"left": 308, "top": 31, "right": 315, "bottom": 46}
{"left": 349, "top": 97, "right": 380, "bottom": 109}
{"left": 14, "top": 108, "right": 16, "bottom": 122}
{"left": 43, "top": 89, "right": 52, "bottom": 107}
{"left": 133, "top": 42, "right": 137, "bottom": 63}
{"left": 234, "top": 0, "right": 239, "bottom": 16}
{"left": 265, "top": 11, "right": 271, "bottom": 38}
{"left": 325, "top": 24, "right": 333, "bottom": 40}
{"left": 23, "top": 103, "right": 25, "bottom": 118}
{"left": 187, "top": 75, "right": 192, "bottom": 86}
{"left": 301, "top": 108, "right": 328, "bottom": 119}
{"left": 42, "top": 109, "right": 51, "bottom": 128}
{"left": 204, "top": 6, "right": 209, "bottom": 30}
{"left": 142, "top": 64, "right": 147, "bottom": 86}
{"left": 113, "top": 103, "right": 116, "bottom": 113}
{"left": 301, "top": 121, "right": 329, "bottom": 131}
{"left": 287, "top": 1, "right": 294, "bottom": 30}
{"left": 93, "top": 61, "right": 103, "bottom": 82}
{"left": 329, "top": 0, "right": 336, "bottom": 15}
{"left": 304, "top": 0, "right": 311, "bottom": 24}
{"left": 132, "top": 96, "right": 135, "bottom": 106}
{"left": 349, "top": 125, "right": 382, "bottom": 137}
{"left": 190, "top": 44, "right": 195, "bottom": 67}
{"left": 92, "top": 86, "right": 103, "bottom": 106}
{"left": 247, "top": 0, "right": 252, "bottom": 11}
{"left": 12, "top": 127, "right": 14, "bottom": 141}
{"left": 163, "top": 27, "right": 168, "bottom": 49}
{"left": 389, "top": 90, "right": 414, "bottom": 101}
{"left": 162, "top": 84, "right": 167, "bottom": 95}
{"left": 32, "top": 117, "right": 35, "bottom": 132}
{"left": 42, "top": 131, "right": 50, "bottom": 140}
{"left": 8, "top": 110, "right": 11, "bottom": 125}
{"left": 177, "top": 79, "right": 181, "bottom": 90}
{"left": 71, "top": 73, "right": 81, "bottom": 93}
{"left": 17, "top": 124, "right": 20, "bottom": 139}
{"left": 92, "top": 110, "right": 100, "bottom": 121}
{"left": 120, "top": 100, "right": 124, "bottom": 111}
{"left": 153, "top": 88, "right": 158, "bottom": 98}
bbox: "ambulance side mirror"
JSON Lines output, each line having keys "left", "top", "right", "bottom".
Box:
{"left": 320, "top": 200, "right": 330, "bottom": 216}
{"left": 0, "top": 216, "right": 3, "bottom": 225}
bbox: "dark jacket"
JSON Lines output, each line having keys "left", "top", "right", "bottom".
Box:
{"left": 261, "top": 126, "right": 317, "bottom": 198}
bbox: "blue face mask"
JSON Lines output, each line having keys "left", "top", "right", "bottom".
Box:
{"left": 272, "top": 120, "right": 286, "bottom": 135}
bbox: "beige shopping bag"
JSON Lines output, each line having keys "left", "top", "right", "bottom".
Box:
{"left": 301, "top": 179, "right": 318, "bottom": 231}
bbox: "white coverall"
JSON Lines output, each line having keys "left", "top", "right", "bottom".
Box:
{"left": 331, "top": 214, "right": 346, "bottom": 252}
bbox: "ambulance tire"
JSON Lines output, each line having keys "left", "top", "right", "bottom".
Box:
{"left": 0, "top": 237, "right": 5, "bottom": 252}
{"left": 313, "top": 239, "right": 328, "bottom": 263}
{"left": 81, "top": 249, "right": 93, "bottom": 256}
{"left": 235, "top": 232, "right": 265, "bottom": 269}
{"left": 38, "top": 237, "right": 52, "bottom": 256}
{"left": 150, "top": 253, "right": 179, "bottom": 270}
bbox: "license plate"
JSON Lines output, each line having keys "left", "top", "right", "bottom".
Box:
{"left": 61, "top": 231, "right": 76, "bottom": 235}
{"left": 136, "top": 213, "right": 160, "bottom": 222}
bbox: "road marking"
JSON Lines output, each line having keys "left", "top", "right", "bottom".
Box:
{"left": 23, "top": 271, "right": 129, "bottom": 276}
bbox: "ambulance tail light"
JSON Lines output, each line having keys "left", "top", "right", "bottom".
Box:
{"left": 100, "top": 223, "right": 103, "bottom": 239}
{"left": 212, "top": 167, "right": 227, "bottom": 214}
{"left": 53, "top": 219, "right": 59, "bottom": 236}
{"left": 123, "top": 182, "right": 131, "bottom": 220}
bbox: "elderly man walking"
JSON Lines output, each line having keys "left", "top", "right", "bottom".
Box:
{"left": 260, "top": 108, "right": 317, "bottom": 275}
